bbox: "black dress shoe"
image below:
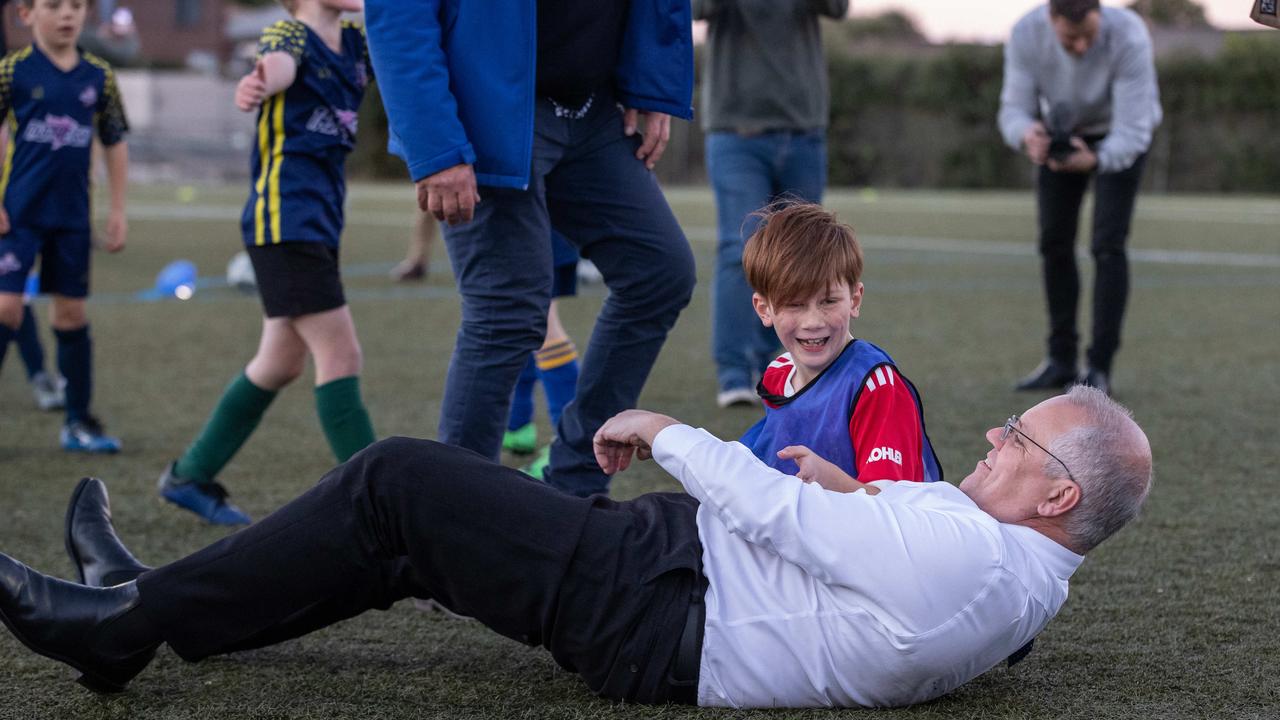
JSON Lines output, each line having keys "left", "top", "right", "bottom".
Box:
{"left": 1078, "top": 367, "right": 1111, "bottom": 396}
{"left": 1014, "top": 360, "right": 1078, "bottom": 391}
{"left": 65, "top": 478, "right": 151, "bottom": 587}
{"left": 0, "top": 553, "right": 158, "bottom": 692}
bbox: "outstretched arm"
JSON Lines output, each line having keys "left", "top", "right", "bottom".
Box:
{"left": 593, "top": 409, "right": 680, "bottom": 475}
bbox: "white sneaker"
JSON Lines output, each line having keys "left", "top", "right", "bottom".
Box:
{"left": 30, "top": 372, "right": 66, "bottom": 411}
{"left": 716, "top": 387, "right": 759, "bottom": 408}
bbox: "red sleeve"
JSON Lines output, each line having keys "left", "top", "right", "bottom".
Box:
{"left": 849, "top": 365, "right": 925, "bottom": 482}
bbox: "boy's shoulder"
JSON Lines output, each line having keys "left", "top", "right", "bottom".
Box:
{"left": 80, "top": 51, "right": 117, "bottom": 77}
{"left": 0, "top": 46, "right": 35, "bottom": 75}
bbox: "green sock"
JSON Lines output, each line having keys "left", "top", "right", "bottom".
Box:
{"left": 315, "top": 375, "right": 376, "bottom": 462}
{"left": 175, "top": 373, "right": 277, "bottom": 483}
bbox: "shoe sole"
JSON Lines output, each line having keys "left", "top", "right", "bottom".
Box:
{"left": 64, "top": 477, "right": 97, "bottom": 585}
{"left": 0, "top": 602, "right": 128, "bottom": 693}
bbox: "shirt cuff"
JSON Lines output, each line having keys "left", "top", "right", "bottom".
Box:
{"left": 652, "top": 423, "right": 704, "bottom": 467}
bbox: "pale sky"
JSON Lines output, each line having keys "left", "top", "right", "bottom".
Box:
{"left": 850, "top": 1, "right": 1260, "bottom": 42}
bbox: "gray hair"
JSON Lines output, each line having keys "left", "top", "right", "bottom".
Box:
{"left": 1045, "top": 385, "right": 1154, "bottom": 552}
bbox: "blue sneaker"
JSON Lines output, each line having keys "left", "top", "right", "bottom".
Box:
{"left": 60, "top": 416, "right": 122, "bottom": 454}
{"left": 158, "top": 463, "right": 251, "bottom": 526}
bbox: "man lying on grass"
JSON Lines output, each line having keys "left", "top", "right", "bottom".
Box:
{"left": 0, "top": 385, "right": 1151, "bottom": 708}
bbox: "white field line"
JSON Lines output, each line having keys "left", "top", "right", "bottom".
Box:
{"left": 121, "top": 204, "right": 1280, "bottom": 269}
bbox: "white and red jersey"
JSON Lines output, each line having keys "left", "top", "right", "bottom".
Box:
{"left": 742, "top": 340, "right": 942, "bottom": 483}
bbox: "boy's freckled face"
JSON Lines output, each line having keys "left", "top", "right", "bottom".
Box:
{"left": 22, "top": 0, "right": 87, "bottom": 50}
{"left": 754, "top": 280, "right": 863, "bottom": 388}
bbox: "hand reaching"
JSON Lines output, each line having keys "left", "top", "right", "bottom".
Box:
{"left": 235, "top": 59, "right": 267, "bottom": 112}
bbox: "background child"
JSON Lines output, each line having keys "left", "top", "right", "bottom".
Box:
{"left": 0, "top": 275, "right": 65, "bottom": 410}
{"left": 158, "top": 0, "right": 375, "bottom": 525}
{"left": 0, "top": 0, "right": 129, "bottom": 452}
{"left": 738, "top": 203, "right": 943, "bottom": 485}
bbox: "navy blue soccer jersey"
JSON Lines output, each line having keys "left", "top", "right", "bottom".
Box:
{"left": 241, "top": 20, "right": 373, "bottom": 248}
{"left": 0, "top": 45, "right": 128, "bottom": 231}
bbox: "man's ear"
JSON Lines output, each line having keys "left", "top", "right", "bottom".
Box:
{"left": 849, "top": 281, "right": 865, "bottom": 319}
{"left": 752, "top": 293, "right": 774, "bottom": 327}
{"left": 1037, "top": 479, "right": 1081, "bottom": 519}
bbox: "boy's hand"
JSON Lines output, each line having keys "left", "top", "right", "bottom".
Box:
{"left": 777, "top": 445, "right": 879, "bottom": 495}
{"left": 593, "top": 409, "right": 679, "bottom": 475}
{"left": 103, "top": 210, "right": 127, "bottom": 252}
{"left": 235, "top": 60, "right": 268, "bottom": 112}
{"left": 0, "top": 207, "right": 9, "bottom": 235}
{"left": 417, "top": 163, "right": 480, "bottom": 225}
{"left": 623, "top": 109, "right": 671, "bottom": 170}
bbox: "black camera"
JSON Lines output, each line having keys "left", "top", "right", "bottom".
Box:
{"left": 1046, "top": 103, "right": 1077, "bottom": 162}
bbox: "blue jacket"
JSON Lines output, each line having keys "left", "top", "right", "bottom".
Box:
{"left": 365, "top": 0, "right": 694, "bottom": 189}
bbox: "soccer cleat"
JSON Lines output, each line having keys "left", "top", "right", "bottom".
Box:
{"left": 716, "top": 387, "right": 759, "bottom": 409}
{"left": 521, "top": 444, "right": 552, "bottom": 482}
{"left": 30, "top": 372, "right": 66, "bottom": 411}
{"left": 502, "top": 422, "right": 538, "bottom": 455}
{"left": 60, "top": 416, "right": 121, "bottom": 454}
{"left": 157, "top": 463, "right": 251, "bottom": 526}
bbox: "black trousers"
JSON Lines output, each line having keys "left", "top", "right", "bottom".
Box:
{"left": 137, "top": 437, "right": 706, "bottom": 704}
{"left": 1035, "top": 154, "right": 1146, "bottom": 373}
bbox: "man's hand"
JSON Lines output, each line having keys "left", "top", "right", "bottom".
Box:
{"left": 623, "top": 109, "right": 671, "bottom": 170}
{"left": 1047, "top": 137, "right": 1098, "bottom": 174}
{"left": 235, "top": 60, "right": 267, "bottom": 112}
{"left": 593, "top": 409, "right": 680, "bottom": 475}
{"left": 776, "top": 445, "right": 880, "bottom": 495}
{"left": 103, "top": 209, "right": 127, "bottom": 252}
{"left": 1021, "top": 122, "right": 1049, "bottom": 165}
{"left": 417, "top": 163, "right": 480, "bottom": 225}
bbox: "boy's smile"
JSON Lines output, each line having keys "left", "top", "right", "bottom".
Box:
{"left": 753, "top": 279, "right": 864, "bottom": 391}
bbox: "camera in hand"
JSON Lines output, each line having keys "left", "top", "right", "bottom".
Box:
{"left": 1047, "top": 103, "right": 1078, "bottom": 162}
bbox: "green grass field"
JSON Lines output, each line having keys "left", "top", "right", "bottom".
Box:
{"left": 1, "top": 185, "right": 1277, "bottom": 719}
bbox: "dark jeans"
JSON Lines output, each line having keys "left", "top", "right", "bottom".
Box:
{"left": 1035, "top": 154, "right": 1146, "bottom": 373}
{"left": 705, "top": 130, "right": 826, "bottom": 392}
{"left": 439, "top": 94, "right": 696, "bottom": 497}
{"left": 137, "top": 437, "right": 705, "bottom": 704}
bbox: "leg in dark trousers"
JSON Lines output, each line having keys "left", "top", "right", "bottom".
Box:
{"left": 1035, "top": 166, "right": 1091, "bottom": 366}
{"left": 1086, "top": 155, "right": 1146, "bottom": 374}
{"left": 137, "top": 437, "right": 702, "bottom": 703}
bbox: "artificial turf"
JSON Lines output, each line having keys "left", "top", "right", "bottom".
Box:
{"left": 0, "top": 184, "right": 1276, "bottom": 719}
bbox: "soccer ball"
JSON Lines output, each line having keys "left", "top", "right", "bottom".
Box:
{"left": 226, "top": 251, "right": 257, "bottom": 293}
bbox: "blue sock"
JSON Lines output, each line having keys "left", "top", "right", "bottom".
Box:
{"left": 0, "top": 323, "right": 14, "bottom": 372}
{"left": 16, "top": 305, "right": 46, "bottom": 380}
{"left": 507, "top": 355, "right": 538, "bottom": 431}
{"left": 56, "top": 325, "right": 92, "bottom": 424}
{"left": 535, "top": 340, "right": 579, "bottom": 428}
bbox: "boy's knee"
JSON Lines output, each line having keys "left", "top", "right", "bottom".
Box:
{"left": 0, "top": 301, "right": 22, "bottom": 330}
{"left": 50, "top": 299, "right": 87, "bottom": 329}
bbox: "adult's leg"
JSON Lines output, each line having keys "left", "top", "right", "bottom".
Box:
{"left": 436, "top": 161, "right": 557, "bottom": 460}
{"left": 707, "top": 132, "right": 775, "bottom": 394}
{"left": 544, "top": 100, "right": 696, "bottom": 496}
{"left": 1035, "top": 166, "right": 1091, "bottom": 366}
{"left": 1086, "top": 155, "right": 1146, "bottom": 374}
{"left": 139, "top": 437, "right": 593, "bottom": 661}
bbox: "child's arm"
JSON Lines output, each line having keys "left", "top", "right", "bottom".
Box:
{"left": 0, "top": 126, "right": 8, "bottom": 235}
{"left": 101, "top": 141, "right": 128, "bottom": 252}
{"left": 849, "top": 365, "right": 926, "bottom": 482}
{"left": 235, "top": 54, "right": 297, "bottom": 112}
{"left": 776, "top": 445, "right": 881, "bottom": 495}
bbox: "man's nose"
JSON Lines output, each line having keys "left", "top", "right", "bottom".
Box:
{"left": 985, "top": 427, "right": 1004, "bottom": 447}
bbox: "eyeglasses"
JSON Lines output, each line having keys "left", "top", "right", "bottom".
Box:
{"left": 1001, "top": 415, "right": 1076, "bottom": 483}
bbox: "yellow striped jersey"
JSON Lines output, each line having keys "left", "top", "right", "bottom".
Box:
{"left": 240, "top": 20, "right": 373, "bottom": 247}
{"left": 0, "top": 45, "right": 128, "bottom": 230}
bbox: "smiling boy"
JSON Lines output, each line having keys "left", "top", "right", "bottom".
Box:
{"left": 738, "top": 203, "right": 942, "bottom": 483}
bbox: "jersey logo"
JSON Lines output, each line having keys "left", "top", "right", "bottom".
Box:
{"left": 0, "top": 252, "right": 22, "bottom": 276}
{"left": 864, "top": 365, "right": 896, "bottom": 393}
{"left": 79, "top": 85, "right": 97, "bottom": 107}
{"left": 23, "top": 114, "right": 92, "bottom": 151}
{"left": 305, "top": 107, "right": 359, "bottom": 138}
{"left": 866, "top": 446, "right": 903, "bottom": 466}
{"left": 354, "top": 61, "right": 369, "bottom": 89}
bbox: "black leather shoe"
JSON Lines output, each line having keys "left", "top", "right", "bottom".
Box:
{"left": 0, "top": 553, "right": 158, "bottom": 692}
{"left": 1078, "top": 367, "right": 1111, "bottom": 396}
{"left": 65, "top": 478, "right": 151, "bottom": 587}
{"left": 1014, "top": 360, "right": 1078, "bottom": 391}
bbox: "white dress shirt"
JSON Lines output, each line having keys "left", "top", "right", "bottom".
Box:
{"left": 651, "top": 424, "right": 1084, "bottom": 709}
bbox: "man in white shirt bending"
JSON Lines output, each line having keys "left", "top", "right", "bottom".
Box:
{"left": 1, "top": 386, "right": 1152, "bottom": 708}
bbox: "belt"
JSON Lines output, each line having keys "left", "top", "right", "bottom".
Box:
{"left": 667, "top": 573, "right": 707, "bottom": 704}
